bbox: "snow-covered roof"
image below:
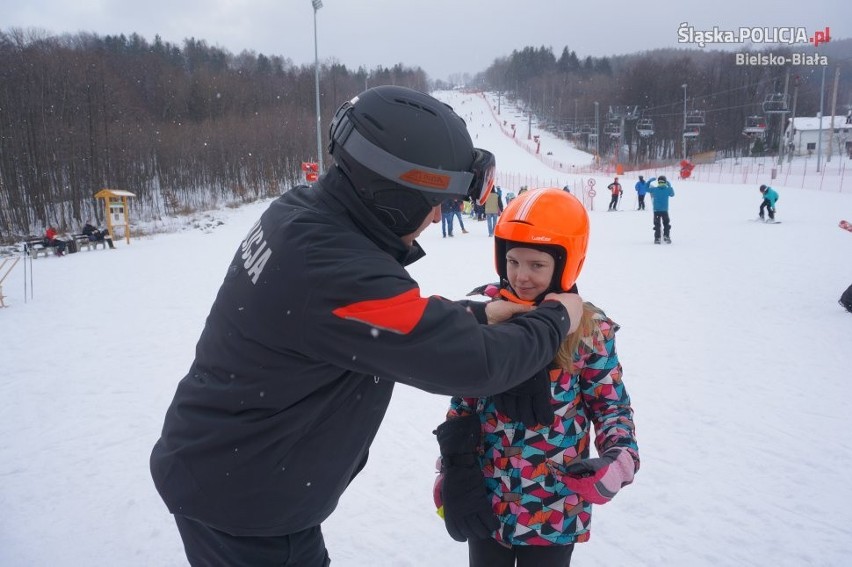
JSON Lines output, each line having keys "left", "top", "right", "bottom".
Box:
{"left": 788, "top": 115, "right": 852, "bottom": 131}
{"left": 93, "top": 188, "right": 137, "bottom": 198}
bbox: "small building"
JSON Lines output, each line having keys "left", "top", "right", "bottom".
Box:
{"left": 94, "top": 189, "right": 136, "bottom": 244}
{"left": 783, "top": 114, "right": 852, "bottom": 158}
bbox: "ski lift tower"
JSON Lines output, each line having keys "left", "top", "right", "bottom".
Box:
{"left": 636, "top": 114, "right": 654, "bottom": 164}
{"left": 763, "top": 92, "right": 790, "bottom": 164}
{"left": 606, "top": 105, "right": 639, "bottom": 164}
{"left": 605, "top": 107, "right": 623, "bottom": 165}
{"left": 681, "top": 85, "right": 706, "bottom": 158}
{"left": 681, "top": 84, "right": 688, "bottom": 159}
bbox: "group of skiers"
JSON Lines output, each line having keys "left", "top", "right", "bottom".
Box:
{"left": 608, "top": 175, "right": 675, "bottom": 244}
{"left": 609, "top": 175, "right": 784, "bottom": 244}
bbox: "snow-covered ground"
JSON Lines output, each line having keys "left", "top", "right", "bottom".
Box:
{"left": 1, "top": 91, "right": 851, "bottom": 566}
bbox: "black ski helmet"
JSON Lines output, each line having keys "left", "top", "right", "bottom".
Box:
{"left": 658, "top": 175, "right": 667, "bottom": 183}
{"left": 759, "top": 184, "right": 767, "bottom": 192}
{"left": 328, "top": 85, "right": 495, "bottom": 235}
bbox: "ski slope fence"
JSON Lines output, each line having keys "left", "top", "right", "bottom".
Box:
{"left": 475, "top": 92, "right": 850, "bottom": 195}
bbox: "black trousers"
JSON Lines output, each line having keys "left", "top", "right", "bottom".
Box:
{"left": 174, "top": 515, "right": 331, "bottom": 567}
{"left": 468, "top": 537, "right": 574, "bottom": 567}
{"left": 608, "top": 194, "right": 619, "bottom": 210}
{"left": 653, "top": 211, "right": 671, "bottom": 239}
{"left": 638, "top": 194, "right": 646, "bottom": 210}
{"left": 89, "top": 232, "right": 116, "bottom": 248}
{"left": 44, "top": 238, "right": 67, "bottom": 253}
{"left": 759, "top": 198, "right": 775, "bottom": 219}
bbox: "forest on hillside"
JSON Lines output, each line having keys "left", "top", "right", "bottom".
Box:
{"left": 477, "top": 42, "right": 852, "bottom": 165}
{"left": 1, "top": 27, "right": 850, "bottom": 242}
{"left": 0, "top": 29, "right": 427, "bottom": 240}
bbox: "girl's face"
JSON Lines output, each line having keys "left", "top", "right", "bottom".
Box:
{"left": 506, "top": 247, "right": 555, "bottom": 301}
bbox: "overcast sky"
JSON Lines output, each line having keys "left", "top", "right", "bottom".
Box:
{"left": 2, "top": 0, "right": 849, "bottom": 80}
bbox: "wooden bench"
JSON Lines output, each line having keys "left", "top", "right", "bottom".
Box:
{"left": 23, "top": 237, "right": 57, "bottom": 259}
{"left": 70, "top": 234, "right": 108, "bottom": 252}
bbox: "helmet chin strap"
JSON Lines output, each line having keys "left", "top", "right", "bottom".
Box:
{"left": 498, "top": 288, "right": 536, "bottom": 306}
{"left": 499, "top": 282, "right": 578, "bottom": 306}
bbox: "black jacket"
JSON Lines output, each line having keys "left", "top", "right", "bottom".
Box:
{"left": 150, "top": 167, "right": 570, "bottom": 536}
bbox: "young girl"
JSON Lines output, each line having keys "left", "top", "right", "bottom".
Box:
{"left": 434, "top": 188, "right": 639, "bottom": 567}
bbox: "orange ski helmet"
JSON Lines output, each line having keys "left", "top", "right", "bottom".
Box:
{"left": 494, "top": 188, "right": 590, "bottom": 292}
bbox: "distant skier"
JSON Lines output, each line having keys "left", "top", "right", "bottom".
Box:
{"left": 647, "top": 175, "right": 675, "bottom": 244}
{"left": 634, "top": 175, "right": 655, "bottom": 211}
{"left": 758, "top": 184, "right": 779, "bottom": 222}
{"left": 607, "top": 177, "right": 623, "bottom": 211}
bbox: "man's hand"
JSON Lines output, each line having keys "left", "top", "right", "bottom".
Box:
{"left": 485, "top": 300, "right": 532, "bottom": 324}
{"left": 542, "top": 292, "right": 583, "bottom": 334}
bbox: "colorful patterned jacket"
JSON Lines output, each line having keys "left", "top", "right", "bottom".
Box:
{"left": 447, "top": 304, "right": 639, "bottom": 546}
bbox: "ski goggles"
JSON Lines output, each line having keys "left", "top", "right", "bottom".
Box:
{"left": 329, "top": 101, "right": 496, "bottom": 206}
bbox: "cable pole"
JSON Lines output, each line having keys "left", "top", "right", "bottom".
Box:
{"left": 827, "top": 66, "right": 840, "bottom": 163}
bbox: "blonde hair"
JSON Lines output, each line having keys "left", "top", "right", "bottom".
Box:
{"left": 553, "top": 303, "right": 597, "bottom": 373}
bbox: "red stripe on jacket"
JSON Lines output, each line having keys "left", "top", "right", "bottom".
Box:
{"left": 332, "top": 288, "right": 428, "bottom": 335}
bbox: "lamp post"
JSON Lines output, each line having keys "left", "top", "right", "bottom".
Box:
{"left": 594, "top": 101, "right": 599, "bottom": 158}
{"left": 681, "top": 83, "right": 687, "bottom": 160}
{"left": 816, "top": 66, "right": 826, "bottom": 173}
{"left": 312, "top": 0, "right": 323, "bottom": 174}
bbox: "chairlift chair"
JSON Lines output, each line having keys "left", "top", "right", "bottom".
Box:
{"left": 685, "top": 110, "right": 705, "bottom": 127}
{"left": 636, "top": 118, "right": 655, "bottom": 137}
{"left": 604, "top": 122, "right": 621, "bottom": 137}
{"left": 682, "top": 125, "right": 701, "bottom": 138}
{"left": 742, "top": 115, "right": 767, "bottom": 137}
{"left": 762, "top": 93, "right": 790, "bottom": 114}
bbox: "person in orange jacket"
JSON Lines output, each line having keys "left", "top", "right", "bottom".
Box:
{"left": 607, "top": 177, "right": 623, "bottom": 211}
{"left": 43, "top": 227, "right": 67, "bottom": 256}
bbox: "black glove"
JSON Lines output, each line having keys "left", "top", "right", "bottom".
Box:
{"left": 491, "top": 368, "right": 555, "bottom": 428}
{"left": 434, "top": 415, "right": 499, "bottom": 542}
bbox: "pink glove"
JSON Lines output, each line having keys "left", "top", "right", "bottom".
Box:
{"left": 560, "top": 447, "right": 636, "bottom": 505}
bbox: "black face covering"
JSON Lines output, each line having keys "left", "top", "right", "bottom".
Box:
{"left": 365, "top": 186, "right": 435, "bottom": 237}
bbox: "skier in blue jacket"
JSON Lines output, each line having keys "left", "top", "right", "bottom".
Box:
{"left": 634, "top": 175, "right": 655, "bottom": 210}
{"left": 647, "top": 175, "right": 675, "bottom": 244}
{"left": 758, "top": 185, "right": 779, "bottom": 222}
